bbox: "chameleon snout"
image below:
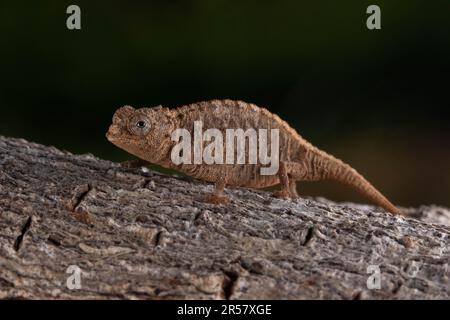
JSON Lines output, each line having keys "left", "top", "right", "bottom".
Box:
{"left": 106, "top": 124, "right": 121, "bottom": 141}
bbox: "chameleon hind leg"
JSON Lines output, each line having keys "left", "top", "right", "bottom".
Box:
{"left": 201, "top": 180, "right": 230, "bottom": 205}
{"left": 273, "top": 161, "right": 306, "bottom": 199}
{"left": 273, "top": 162, "right": 291, "bottom": 198}
{"left": 289, "top": 179, "right": 299, "bottom": 199}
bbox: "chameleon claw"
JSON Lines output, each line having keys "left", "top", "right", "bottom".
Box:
{"left": 120, "top": 159, "right": 149, "bottom": 169}
{"left": 273, "top": 189, "right": 290, "bottom": 199}
{"left": 200, "top": 193, "right": 230, "bottom": 205}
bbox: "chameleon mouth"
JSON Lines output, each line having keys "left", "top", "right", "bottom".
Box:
{"left": 106, "top": 133, "right": 130, "bottom": 145}
{"left": 106, "top": 131, "right": 116, "bottom": 141}
{"left": 106, "top": 131, "right": 118, "bottom": 144}
{"left": 106, "top": 127, "right": 136, "bottom": 149}
{"left": 106, "top": 124, "right": 122, "bottom": 143}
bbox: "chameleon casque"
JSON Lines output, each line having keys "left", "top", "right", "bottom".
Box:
{"left": 106, "top": 99, "right": 401, "bottom": 214}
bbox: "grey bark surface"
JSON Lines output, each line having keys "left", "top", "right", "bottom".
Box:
{"left": 0, "top": 136, "right": 449, "bottom": 299}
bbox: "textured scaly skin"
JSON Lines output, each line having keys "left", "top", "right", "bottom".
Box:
{"left": 106, "top": 99, "right": 400, "bottom": 214}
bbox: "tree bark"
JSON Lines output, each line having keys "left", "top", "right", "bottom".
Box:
{"left": 0, "top": 136, "right": 449, "bottom": 299}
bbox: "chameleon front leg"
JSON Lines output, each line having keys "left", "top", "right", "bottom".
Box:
{"left": 201, "top": 179, "right": 230, "bottom": 205}
{"left": 120, "top": 159, "right": 149, "bottom": 169}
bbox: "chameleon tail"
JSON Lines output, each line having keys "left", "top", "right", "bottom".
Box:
{"left": 314, "top": 152, "right": 401, "bottom": 215}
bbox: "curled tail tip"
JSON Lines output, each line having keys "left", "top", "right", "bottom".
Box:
{"left": 379, "top": 201, "right": 403, "bottom": 215}
{"left": 387, "top": 205, "right": 402, "bottom": 215}
{"left": 389, "top": 205, "right": 404, "bottom": 216}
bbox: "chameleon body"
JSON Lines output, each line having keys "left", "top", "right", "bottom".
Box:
{"left": 106, "top": 99, "right": 400, "bottom": 214}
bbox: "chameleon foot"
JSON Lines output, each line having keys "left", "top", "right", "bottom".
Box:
{"left": 120, "top": 159, "right": 148, "bottom": 169}
{"left": 273, "top": 189, "right": 290, "bottom": 199}
{"left": 289, "top": 193, "right": 299, "bottom": 200}
{"left": 201, "top": 193, "right": 230, "bottom": 205}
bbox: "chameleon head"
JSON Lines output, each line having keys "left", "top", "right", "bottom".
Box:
{"left": 106, "top": 105, "right": 174, "bottom": 163}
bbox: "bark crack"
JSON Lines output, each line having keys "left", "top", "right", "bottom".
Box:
{"left": 14, "top": 216, "right": 32, "bottom": 252}
{"left": 300, "top": 224, "right": 314, "bottom": 246}
{"left": 152, "top": 230, "right": 163, "bottom": 247}
{"left": 222, "top": 270, "right": 240, "bottom": 300}
{"left": 73, "top": 184, "right": 92, "bottom": 211}
{"left": 67, "top": 183, "right": 92, "bottom": 212}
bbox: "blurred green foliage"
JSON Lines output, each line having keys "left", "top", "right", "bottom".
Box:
{"left": 1, "top": 0, "right": 449, "bottom": 206}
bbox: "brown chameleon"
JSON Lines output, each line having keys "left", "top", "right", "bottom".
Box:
{"left": 106, "top": 99, "right": 401, "bottom": 214}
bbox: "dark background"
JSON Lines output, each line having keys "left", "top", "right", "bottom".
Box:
{"left": 1, "top": 1, "right": 449, "bottom": 207}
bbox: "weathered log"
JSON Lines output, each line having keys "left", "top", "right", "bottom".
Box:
{"left": 0, "top": 136, "right": 448, "bottom": 299}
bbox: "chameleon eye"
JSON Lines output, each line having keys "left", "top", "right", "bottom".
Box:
{"left": 129, "top": 115, "right": 150, "bottom": 135}
{"left": 136, "top": 120, "right": 146, "bottom": 128}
